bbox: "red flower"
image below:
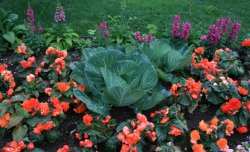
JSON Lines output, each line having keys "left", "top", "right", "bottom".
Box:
{"left": 17, "top": 45, "right": 28, "bottom": 54}
{"left": 236, "top": 126, "right": 248, "bottom": 134}
{"left": 160, "top": 117, "right": 169, "bottom": 124}
{"left": 242, "top": 39, "right": 250, "bottom": 47}
{"left": 228, "top": 98, "right": 241, "bottom": 110}
{"left": 194, "top": 47, "right": 204, "bottom": 54}
{"left": 83, "top": 114, "right": 93, "bottom": 126}
{"left": 73, "top": 103, "right": 86, "bottom": 114}
{"left": 22, "top": 98, "right": 40, "bottom": 113}
{"left": 57, "top": 82, "right": 70, "bottom": 93}
{"left": 237, "top": 86, "right": 248, "bottom": 96}
{"left": 27, "top": 143, "right": 35, "bottom": 150}
{"left": 39, "top": 102, "right": 50, "bottom": 116}
{"left": 0, "top": 113, "right": 10, "bottom": 128}
{"left": 57, "top": 145, "right": 70, "bottom": 152}
{"left": 221, "top": 98, "right": 241, "bottom": 114}
{"left": 102, "top": 115, "right": 111, "bottom": 124}
{"left": 168, "top": 125, "right": 182, "bottom": 136}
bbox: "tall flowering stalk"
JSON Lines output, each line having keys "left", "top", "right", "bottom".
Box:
{"left": 180, "top": 22, "right": 191, "bottom": 40}
{"left": 171, "top": 15, "right": 181, "bottom": 38}
{"left": 227, "top": 22, "right": 241, "bottom": 42}
{"left": 216, "top": 17, "right": 230, "bottom": 34}
{"left": 99, "top": 21, "right": 109, "bottom": 37}
{"left": 54, "top": 2, "right": 66, "bottom": 22}
{"left": 207, "top": 24, "right": 221, "bottom": 45}
{"left": 27, "top": 5, "right": 35, "bottom": 23}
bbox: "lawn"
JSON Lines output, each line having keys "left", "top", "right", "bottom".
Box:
{"left": 1, "top": 0, "right": 250, "bottom": 38}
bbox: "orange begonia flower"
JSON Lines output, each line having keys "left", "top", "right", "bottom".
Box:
{"left": 190, "top": 130, "right": 200, "bottom": 144}
{"left": 57, "top": 82, "right": 70, "bottom": 93}
{"left": 0, "top": 113, "right": 10, "bottom": 128}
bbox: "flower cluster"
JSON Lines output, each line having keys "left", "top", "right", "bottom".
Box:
{"left": 0, "top": 64, "right": 16, "bottom": 98}
{"left": 0, "top": 113, "right": 10, "bottom": 128}
{"left": 221, "top": 98, "right": 241, "bottom": 115}
{"left": 169, "top": 83, "right": 181, "bottom": 98}
{"left": 20, "top": 56, "right": 36, "bottom": 69}
{"left": 2, "top": 141, "right": 27, "bottom": 152}
{"left": 171, "top": 15, "right": 191, "bottom": 40}
{"left": 117, "top": 113, "right": 155, "bottom": 152}
{"left": 46, "top": 47, "right": 67, "bottom": 75}
{"left": 191, "top": 118, "right": 235, "bottom": 152}
{"left": 33, "top": 121, "right": 54, "bottom": 134}
{"left": 201, "top": 17, "right": 241, "bottom": 45}
{"left": 228, "top": 22, "right": 241, "bottom": 42}
{"left": 57, "top": 82, "right": 71, "bottom": 93}
{"left": 82, "top": 114, "right": 93, "bottom": 126}
{"left": 184, "top": 78, "right": 202, "bottom": 99}
{"left": 75, "top": 132, "right": 93, "bottom": 148}
{"left": 241, "top": 39, "right": 250, "bottom": 47}
{"left": 50, "top": 97, "right": 70, "bottom": 117}
{"left": 57, "top": 145, "right": 70, "bottom": 152}
{"left": 17, "top": 45, "right": 28, "bottom": 54}
{"left": 133, "top": 31, "right": 153, "bottom": 43}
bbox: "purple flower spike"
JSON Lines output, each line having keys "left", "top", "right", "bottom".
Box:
{"left": 30, "top": 25, "right": 36, "bottom": 34}
{"left": 207, "top": 24, "right": 221, "bottom": 45}
{"left": 54, "top": 2, "right": 66, "bottom": 22}
{"left": 38, "top": 24, "right": 43, "bottom": 32}
{"left": 133, "top": 31, "right": 141, "bottom": 41}
{"left": 228, "top": 22, "right": 241, "bottom": 42}
{"left": 171, "top": 15, "right": 181, "bottom": 38}
{"left": 180, "top": 22, "right": 191, "bottom": 40}
{"left": 216, "top": 17, "right": 230, "bottom": 34}
{"left": 100, "top": 22, "right": 108, "bottom": 30}
{"left": 27, "top": 6, "right": 35, "bottom": 23}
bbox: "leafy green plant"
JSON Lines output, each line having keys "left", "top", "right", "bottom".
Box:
{"left": 128, "top": 39, "right": 195, "bottom": 83}
{"left": 0, "top": 8, "right": 26, "bottom": 53}
{"left": 71, "top": 48, "right": 169, "bottom": 115}
{"left": 24, "top": 33, "right": 45, "bottom": 53}
{"left": 217, "top": 51, "right": 244, "bottom": 78}
{"left": 43, "top": 26, "right": 79, "bottom": 50}
{"left": 150, "top": 105, "right": 187, "bottom": 145}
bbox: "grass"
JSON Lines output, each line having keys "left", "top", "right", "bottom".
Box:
{"left": 1, "top": 0, "right": 250, "bottom": 39}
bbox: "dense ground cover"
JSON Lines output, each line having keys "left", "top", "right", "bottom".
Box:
{"left": 0, "top": 1, "right": 250, "bottom": 152}
{"left": 1, "top": 0, "right": 250, "bottom": 38}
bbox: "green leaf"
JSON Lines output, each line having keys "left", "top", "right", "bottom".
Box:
{"left": 65, "top": 37, "right": 73, "bottom": 46}
{"left": 133, "top": 91, "right": 166, "bottom": 112}
{"left": 103, "top": 86, "right": 144, "bottom": 107}
{"left": 8, "top": 108, "right": 30, "bottom": 128}
{"left": 10, "top": 94, "right": 28, "bottom": 102}
{"left": 3, "top": 32, "right": 15, "bottom": 44}
{"left": 101, "top": 68, "right": 129, "bottom": 89}
{"left": 73, "top": 89, "right": 110, "bottom": 115}
{"left": 0, "top": 102, "right": 12, "bottom": 117}
{"left": 12, "top": 124, "right": 28, "bottom": 141}
{"left": 177, "top": 92, "right": 191, "bottom": 106}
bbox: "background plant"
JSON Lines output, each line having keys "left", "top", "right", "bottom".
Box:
{"left": 0, "top": 8, "right": 26, "bottom": 53}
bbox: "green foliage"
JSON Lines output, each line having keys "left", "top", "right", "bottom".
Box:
{"left": 139, "top": 39, "right": 195, "bottom": 73}
{"left": 217, "top": 51, "right": 245, "bottom": 78}
{"left": 203, "top": 78, "right": 241, "bottom": 105}
{"left": 24, "top": 33, "right": 45, "bottom": 53}
{"left": 97, "top": 15, "right": 135, "bottom": 46}
{"left": 0, "top": 8, "right": 26, "bottom": 53}
{"left": 43, "top": 25, "right": 79, "bottom": 50}
{"left": 72, "top": 48, "right": 169, "bottom": 115}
